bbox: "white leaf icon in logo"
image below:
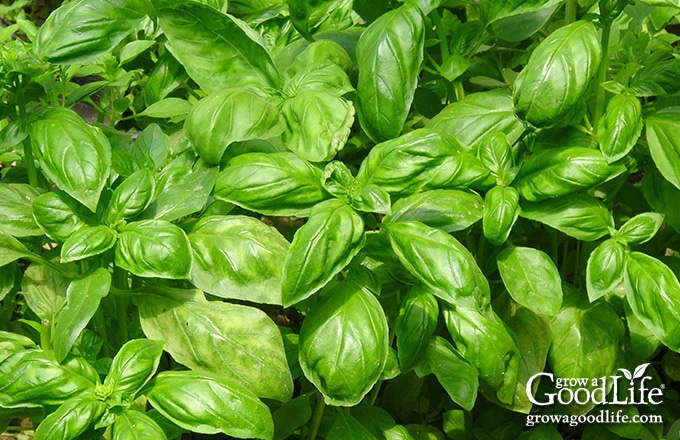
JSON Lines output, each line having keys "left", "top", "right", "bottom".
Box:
{"left": 633, "top": 363, "right": 650, "bottom": 379}
{"left": 618, "top": 368, "right": 633, "bottom": 381}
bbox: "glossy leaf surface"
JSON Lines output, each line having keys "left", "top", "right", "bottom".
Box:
{"left": 356, "top": 2, "right": 424, "bottom": 142}
{"left": 185, "top": 88, "right": 284, "bottom": 165}
{"left": 53, "top": 268, "right": 111, "bottom": 362}
{"left": 151, "top": 0, "right": 279, "bottom": 93}
{"left": 189, "top": 215, "right": 289, "bottom": 305}
{"left": 298, "top": 276, "right": 389, "bottom": 406}
{"left": 513, "top": 147, "right": 627, "bottom": 202}
{"left": 116, "top": 219, "right": 191, "bottom": 279}
{"left": 104, "top": 339, "right": 165, "bottom": 400}
{"left": 0, "top": 350, "right": 95, "bottom": 408}
{"left": 31, "top": 107, "right": 112, "bottom": 212}
{"left": 384, "top": 189, "right": 483, "bottom": 233}
{"left": 147, "top": 370, "right": 274, "bottom": 439}
{"left": 483, "top": 186, "right": 519, "bottom": 246}
{"left": 444, "top": 307, "right": 520, "bottom": 404}
{"left": 497, "top": 246, "right": 562, "bottom": 316}
{"left": 386, "top": 221, "right": 489, "bottom": 308}
{"left": 513, "top": 21, "right": 601, "bottom": 126}
{"left": 625, "top": 252, "right": 680, "bottom": 351}
{"left": 598, "top": 93, "right": 643, "bottom": 162}
{"left": 60, "top": 225, "right": 117, "bottom": 263}
{"left": 135, "top": 289, "right": 293, "bottom": 401}
{"left": 355, "top": 129, "right": 489, "bottom": 197}
{"left": 586, "top": 239, "right": 626, "bottom": 302}
{"left": 428, "top": 89, "right": 525, "bottom": 149}
{"left": 0, "top": 184, "right": 43, "bottom": 237}
{"left": 214, "top": 152, "right": 329, "bottom": 217}
{"left": 645, "top": 107, "right": 680, "bottom": 190}
{"left": 520, "top": 194, "right": 614, "bottom": 241}
{"left": 34, "top": 0, "right": 148, "bottom": 64}
{"left": 113, "top": 410, "right": 168, "bottom": 440}
{"left": 282, "top": 199, "right": 365, "bottom": 306}
{"left": 396, "top": 286, "right": 439, "bottom": 371}
{"left": 33, "top": 398, "right": 106, "bottom": 440}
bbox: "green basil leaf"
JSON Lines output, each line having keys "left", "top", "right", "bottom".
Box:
{"left": 146, "top": 370, "right": 274, "bottom": 439}
{"left": 32, "top": 191, "right": 96, "bottom": 242}
{"left": 0, "top": 263, "right": 17, "bottom": 303}
{"left": 625, "top": 252, "right": 680, "bottom": 352}
{"left": 327, "top": 413, "right": 377, "bottom": 440}
{"left": 104, "top": 339, "right": 164, "bottom": 400}
{"left": 137, "top": 97, "right": 192, "bottom": 120}
{"left": 351, "top": 184, "right": 392, "bottom": 215}
{"left": 151, "top": 0, "right": 279, "bottom": 93}
{"left": 355, "top": 129, "right": 490, "bottom": 197}
{"left": 614, "top": 212, "right": 665, "bottom": 245}
{"left": 384, "top": 189, "right": 483, "bottom": 233}
{"left": 285, "top": 59, "right": 355, "bottom": 95}
{"left": 497, "top": 246, "right": 562, "bottom": 317}
{"left": 0, "top": 230, "right": 31, "bottom": 268}
{"left": 513, "top": 147, "right": 627, "bottom": 202}
{"left": 396, "top": 286, "right": 439, "bottom": 372}
{"left": 142, "top": 154, "right": 217, "bottom": 222}
{"left": 282, "top": 199, "right": 365, "bottom": 307}
{"left": 503, "top": 308, "right": 552, "bottom": 413}
{"left": 281, "top": 91, "right": 354, "bottom": 162}
{"left": 33, "top": 398, "right": 106, "bottom": 440}
{"left": 513, "top": 21, "right": 601, "bottom": 127}
{"left": 53, "top": 268, "right": 111, "bottom": 362}
{"left": 299, "top": 276, "right": 389, "bottom": 406}
{"left": 482, "top": 0, "right": 562, "bottom": 42}
{"left": 483, "top": 186, "right": 520, "bottom": 246}
{"left": 597, "top": 94, "right": 643, "bottom": 163}
{"left": 549, "top": 295, "right": 624, "bottom": 414}
{"left": 428, "top": 89, "right": 525, "bottom": 150}
{"left": 34, "top": 0, "right": 148, "bottom": 64}
{"left": 112, "top": 123, "right": 168, "bottom": 178}
{"left": 478, "top": 133, "right": 518, "bottom": 186}
{"left": 444, "top": 307, "right": 520, "bottom": 405}
{"left": 214, "top": 152, "right": 329, "bottom": 217}
{"left": 625, "top": 301, "right": 660, "bottom": 362}
{"left": 20, "top": 263, "right": 69, "bottom": 324}
{"left": 415, "top": 336, "right": 478, "bottom": 411}
{"left": 282, "top": 40, "right": 353, "bottom": 96}
{"left": 645, "top": 107, "right": 680, "bottom": 190}
{"left": 195, "top": 0, "right": 228, "bottom": 13}
{"left": 143, "top": 51, "right": 188, "bottom": 105}
{"left": 356, "top": 2, "right": 424, "bottom": 142}
{"left": 115, "top": 219, "right": 191, "bottom": 279}
{"left": 185, "top": 88, "right": 284, "bottom": 165}
{"left": 119, "top": 39, "right": 155, "bottom": 65}
{"left": 189, "top": 215, "right": 289, "bottom": 305}
{"left": 351, "top": 403, "right": 412, "bottom": 440}
{"left": 520, "top": 193, "right": 614, "bottom": 241}
{"left": 60, "top": 225, "right": 117, "bottom": 263}
{"left": 134, "top": 289, "right": 293, "bottom": 402}
{"left": 272, "top": 394, "right": 312, "bottom": 440}
{"left": 385, "top": 221, "right": 490, "bottom": 309}
{"left": 105, "top": 168, "right": 156, "bottom": 225}
{"left": 31, "top": 107, "right": 112, "bottom": 212}
{"left": 630, "top": 58, "right": 680, "bottom": 97}
{"left": 641, "top": 166, "right": 680, "bottom": 233}
{"left": 113, "top": 410, "right": 168, "bottom": 440}
{"left": 586, "top": 239, "right": 626, "bottom": 302}
{"left": 0, "top": 184, "right": 44, "bottom": 237}
{"left": 0, "top": 350, "right": 95, "bottom": 408}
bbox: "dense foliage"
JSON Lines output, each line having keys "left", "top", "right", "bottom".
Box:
{"left": 1, "top": 0, "right": 680, "bottom": 438}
